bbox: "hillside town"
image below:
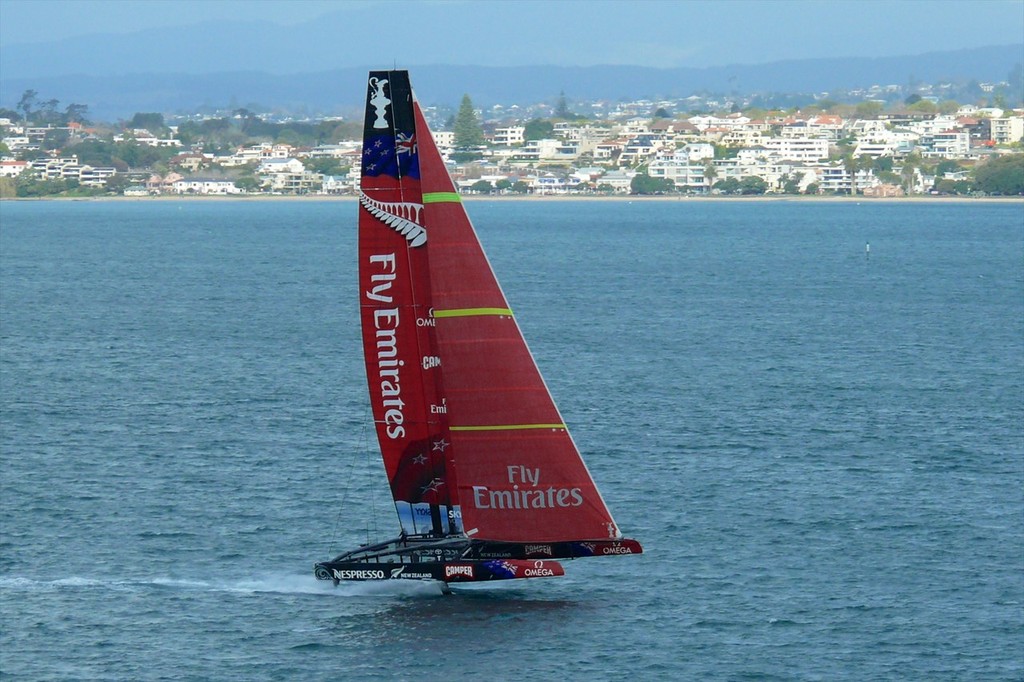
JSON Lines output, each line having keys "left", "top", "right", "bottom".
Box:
{"left": 2, "top": 86, "right": 1023, "bottom": 198}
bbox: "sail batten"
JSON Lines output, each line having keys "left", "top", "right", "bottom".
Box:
{"left": 422, "top": 192, "right": 462, "bottom": 203}
{"left": 434, "top": 307, "right": 513, "bottom": 318}
{"left": 449, "top": 424, "right": 567, "bottom": 432}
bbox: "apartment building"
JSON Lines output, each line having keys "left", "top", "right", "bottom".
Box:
{"left": 991, "top": 116, "right": 1024, "bottom": 144}
{"left": 920, "top": 130, "right": 971, "bottom": 158}
{"left": 492, "top": 126, "right": 525, "bottom": 146}
{"left": 760, "top": 137, "right": 830, "bottom": 162}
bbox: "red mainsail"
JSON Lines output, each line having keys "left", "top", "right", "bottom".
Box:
{"left": 358, "top": 70, "right": 623, "bottom": 544}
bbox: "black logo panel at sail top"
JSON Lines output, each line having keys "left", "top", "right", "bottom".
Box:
{"left": 363, "top": 70, "right": 418, "bottom": 180}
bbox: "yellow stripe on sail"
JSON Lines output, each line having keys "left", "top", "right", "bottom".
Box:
{"left": 422, "top": 192, "right": 462, "bottom": 204}
{"left": 433, "top": 307, "right": 513, "bottom": 318}
{"left": 450, "top": 423, "right": 566, "bottom": 432}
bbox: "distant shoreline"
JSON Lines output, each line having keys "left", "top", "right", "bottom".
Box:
{"left": 2, "top": 194, "right": 1022, "bottom": 205}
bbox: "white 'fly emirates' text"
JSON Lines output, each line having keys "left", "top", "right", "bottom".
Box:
{"left": 366, "top": 253, "right": 406, "bottom": 439}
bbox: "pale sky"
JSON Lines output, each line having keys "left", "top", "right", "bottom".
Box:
{"left": 1, "top": 0, "right": 1021, "bottom": 70}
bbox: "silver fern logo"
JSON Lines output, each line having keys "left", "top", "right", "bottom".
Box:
{"left": 359, "top": 192, "right": 427, "bottom": 247}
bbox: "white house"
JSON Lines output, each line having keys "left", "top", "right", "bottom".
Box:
{"left": 172, "top": 178, "right": 243, "bottom": 195}
{"left": 258, "top": 158, "right": 305, "bottom": 174}
{"left": 0, "top": 159, "right": 29, "bottom": 177}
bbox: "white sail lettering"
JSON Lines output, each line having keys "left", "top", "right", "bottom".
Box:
{"left": 366, "top": 254, "right": 396, "bottom": 302}
{"left": 507, "top": 465, "right": 539, "bottom": 486}
{"left": 375, "top": 308, "right": 399, "bottom": 330}
{"left": 369, "top": 253, "right": 396, "bottom": 271}
{"left": 472, "top": 486, "right": 490, "bottom": 509}
{"left": 367, "top": 255, "right": 407, "bottom": 440}
{"left": 471, "top": 485, "right": 584, "bottom": 510}
{"left": 376, "top": 327, "right": 398, "bottom": 358}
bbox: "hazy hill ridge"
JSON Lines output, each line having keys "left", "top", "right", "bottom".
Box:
{"left": 1, "top": 44, "right": 1020, "bottom": 120}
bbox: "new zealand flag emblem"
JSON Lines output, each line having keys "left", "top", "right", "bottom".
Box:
{"left": 362, "top": 132, "right": 420, "bottom": 179}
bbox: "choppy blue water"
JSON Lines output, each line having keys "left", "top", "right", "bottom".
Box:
{"left": 1, "top": 198, "right": 1022, "bottom": 680}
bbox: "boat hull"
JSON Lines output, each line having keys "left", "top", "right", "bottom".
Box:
{"left": 314, "top": 559, "right": 564, "bottom": 584}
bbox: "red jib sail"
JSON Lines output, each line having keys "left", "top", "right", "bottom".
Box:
{"left": 359, "top": 70, "right": 622, "bottom": 543}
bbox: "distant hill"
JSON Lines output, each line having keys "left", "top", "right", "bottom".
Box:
{"left": 1, "top": 45, "right": 1020, "bottom": 121}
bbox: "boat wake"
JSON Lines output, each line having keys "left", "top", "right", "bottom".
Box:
{"left": 0, "top": 573, "right": 447, "bottom": 597}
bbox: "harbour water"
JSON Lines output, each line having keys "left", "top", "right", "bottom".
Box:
{"left": 1, "top": 199, "right": 1022, "bottom": 680}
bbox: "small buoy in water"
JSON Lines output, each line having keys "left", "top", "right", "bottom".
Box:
{"left": 865, "top": 242, "right": 871, "bottom": 256}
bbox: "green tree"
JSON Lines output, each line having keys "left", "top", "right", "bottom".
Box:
{"left": 16, "top": 174, "right": 67, "bottom": 197}
{"left": 42, "top": 129, "right": 70, "bottom": 150}
{"left": 234, "top": 175, "right": 261, "bottom": 193}
{"left": 64, "top": 103, "right": 90, "bottom": 124}
{"left": 938, "top": 99, "right": 961, "bottom": 114}
{"left": 713, "top": 144, "right": 739, "bottom": 159}
{"left": 16, "top": 90, "right": 37, "bottom": 121}
{"left": 65, "top": 139, "right": 115, "bottom": 166}
{"left": 304, "top": 157, "right": 348, "bottom": 176}
{"left": 113, "top": 141, "right": 175, "bottom": 170}
{"left": 974, "top": 154, "right": 1024, "bottom": 195}
{"left": 276, "top": 128, "right": 302, "bottom": 145}
{"left": 782, "top": 171, "right": 804, "bottom": 194}
{"left": 855, "top": 101, "right": 883, "bottom": 119}
{"left": 908, "top": 99, "right": 938, "bottom": 114}
{"left": 933, "top": 178, "right": 974, "bottom": 195}
{"left": 494, "top": 179, "right": 512, "bottom": 192}
{"left": 555, "top": 91, "right": 571, "bottom": 118}
{"left": 704, "top": 161, "right": 718, "bottom": 189}
{"left": 523, "top": 118, "right": 554, "bottom": 141}
{"left": 630, "top": 173, "right": 674, "bottom": 195}
{"left": 871, "top": 156, "right": 894, "bottom": 173}
{"left": 739, "top": 176, "right": 768, "bottom": 195}
{"left": 843, "top": 153, "right": 859, "bottom": 194}
{"left": 470, "top": 179, "right": 493, "bottom": 194}
{"left": 713, "top": 177, "right": 741, "bottom": 195}
{"left": 877, "top": 170, "right": 901, "bottom": 185}
{"left": 37, "top": 98, "right": 61, "bottom": 124}
{"left": 104, "top": 174, "right": 133, "bottom": 194}
{"left": 127, "top": 112, "right": 167, "bottom": 132}
{"left": 901, "top": 152, "right": 922, "bottom": 193}
{"left": 454, "top": 94, "right": 484, "bottom": 149}
{"left": 511, "top": 180, "right": 531, "bottom": 194}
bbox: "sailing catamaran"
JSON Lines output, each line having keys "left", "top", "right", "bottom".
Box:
{"left": 314, "top": 71, "right": 641, "bottom": 590}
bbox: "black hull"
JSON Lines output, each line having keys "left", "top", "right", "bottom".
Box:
{"left": 313, "top": 535, "right": 640, "bottom": 585}
{"left": 314, "top": 559, "right": 563, "bottom": 584}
